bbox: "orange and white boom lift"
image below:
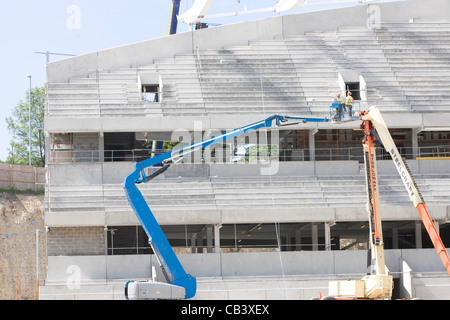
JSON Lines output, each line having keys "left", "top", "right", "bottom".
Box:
{"left": 328, "top": 106, "right": 450, "bottom": 299}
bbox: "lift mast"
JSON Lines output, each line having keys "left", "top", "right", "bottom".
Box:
{"left": 360, "top": 106, "right": 450, "bottom": 277}
{"left": 328, "top": 106, "right": 450, "bottom": 300}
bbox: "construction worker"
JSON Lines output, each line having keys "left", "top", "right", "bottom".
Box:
{"left": 345, "top": 91, "right": 354, "bottom": 117}
{"left": 335, "top": 93, "right": 344, "bottom": 120}
{"left": 337, "top": 93, "right": 343, "bottom": 106}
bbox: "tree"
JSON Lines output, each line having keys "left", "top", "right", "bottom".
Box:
{"left": 5, "top": 86, "right": 45, "bottom": 167}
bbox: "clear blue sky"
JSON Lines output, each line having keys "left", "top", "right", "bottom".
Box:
{"left": 0, "top": 0, "right": 371, "bottom": 162}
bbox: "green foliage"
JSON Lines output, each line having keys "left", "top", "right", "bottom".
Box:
{"left": 141, "top": 140, "right": 179, "bottom": 152}
{"left": 5, "top": 86, "right": 45, "bottom": 167}
{"left": 246, "top": 144, "right": 278, "bottom": 162}
{"left": 163, "top": 141, "right": 179, "bottom": 151}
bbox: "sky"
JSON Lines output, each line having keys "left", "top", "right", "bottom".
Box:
{"left": 0, "top": 0, "right": 380, "bottom": 162}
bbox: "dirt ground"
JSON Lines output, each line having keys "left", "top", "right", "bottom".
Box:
{"left": 0, "top": 191, "right": 45, "bottom": 300}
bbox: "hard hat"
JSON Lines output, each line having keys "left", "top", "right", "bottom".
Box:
{"left": 337, "top": 94, "right": 341, "bottom": 97}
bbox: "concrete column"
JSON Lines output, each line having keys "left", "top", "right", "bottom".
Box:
{"left": 198, "top": 231, "right": 205, "bottom": 253}
{"left": 324, "top": 222, "right": 333, "bottom": 251}
{"left": 415, "top": 221, "right": 422, "bottom": 249}
{"left": 312, "top": 223, "right": 318, "bottom": 251}
{"left": 309, "top": 128, "right": 318, "bottom": 161}
{"left": 295, "top": 229, "right": 302, "bottom": 251}
{"left": 285, "top": 230, "right": 292, "bottom": 251}
{"left": 45, "top": 132, "right": 51, "bottom": 165}
{"left": 392, "top": 226, "right": 399, "bottom": 249}
{"left": 99, "top": 132, "right": 104, "bottom": 162}
{"left": 412, "top": 128, "right": 421, "bottom": 159}
{"left": 206, "top": 225, "right": 213, "bottom": 253}
{"left": 103, "top": 226, "right": 108, "bottom": 255}
{"left": 214, "top": 224, "right": 221, "bottom": 254}
{"left": 190, "top": 234, "right": 197, "bottom": 253}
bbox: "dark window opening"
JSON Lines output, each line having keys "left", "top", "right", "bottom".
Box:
{"left": 440, "top": 223, "right": 450, "bottom": 248}
{"left": 104, "top": 132, "right": 135, "bottom": 162}
{"left": 345, "top": 82, "right": 361, "bottom": 101}
{"left": 106, "top": 221, "right": 450, "bottom": 256}
{"left": 107, "top": 226, "right": 152, "bottom": 255}
{"left": 103, "top": 132, "right": 166, "bottom": 162}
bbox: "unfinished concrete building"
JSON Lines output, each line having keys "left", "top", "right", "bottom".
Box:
{"left": 41, "top": 0, "right": 450, "bottom": 299}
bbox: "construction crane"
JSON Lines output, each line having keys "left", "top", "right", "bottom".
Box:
{"left": 168, "top": 0, "right": 182, "bottom": 35}
{"left": 123, "top": 114, "right": 333, "bottom": 300}
{"left": 177, "top": 0, "right": 384, "bottom": 27}
{"left": 326, "top": 106, "right": 450, "bottom": 300}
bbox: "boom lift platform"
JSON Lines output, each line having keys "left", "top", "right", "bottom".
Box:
{"left": 330, "top": 100, "right": 360, "bottom": 123}
{"left": 327, "top": 106, "right": 450, "bottom": 300}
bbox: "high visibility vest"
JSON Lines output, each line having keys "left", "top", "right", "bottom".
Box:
{"left": 345, "top": 96, "right": 354, "bottom": 105}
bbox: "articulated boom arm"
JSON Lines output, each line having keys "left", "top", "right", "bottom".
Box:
{"left": 360, "top": 106, "right": 450, "bottom": 277}
{"left": 123, "top": 114, "right": 330, "bottom": 299}
{"left": 126, "top": 115, "right": 326, "bottom": 187}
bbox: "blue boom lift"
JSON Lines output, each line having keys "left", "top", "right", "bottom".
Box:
{"left": 123, "top": 113, "right": 343, "bottom": 299}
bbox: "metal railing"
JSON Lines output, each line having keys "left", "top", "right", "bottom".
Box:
{"left": 49, "top": 144, "right": 450, "bottom": 164}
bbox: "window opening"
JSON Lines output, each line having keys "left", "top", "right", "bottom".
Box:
{"left": 345, "top": 82, "right": 361, "bottom": 101}
{"left": 51, "top": 133, "right": 73, "bottom": 163}
{"left": 418, "top": 131, "right": 450, "bottom": 158}
{"left": 142, "top": 85, "right": 159, "bottom": 102}
{"left": 104, "top": 132, "right": 135, "bottom": 162}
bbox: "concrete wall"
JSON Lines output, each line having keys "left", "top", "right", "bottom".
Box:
{"left": 46, "top": 226, "right": 105, "bottom": 256}
{"left": 42, "top": 248, "right": 450, "bottom": 299}
{"left": 46, "top": 0, "right": 450, "bottom": 83}
{"left": 46, "top": 248, "right": 449, "bottom": 282}
{"left": 44, "top": 160, "right": 450, "bottom": 227}
{"left": 46, "top": 159, "right": 450, "bottom": 185}
{"left": 44, "top": 113, "right": 432, "bottom": 134}
{"left": 72, "top": 133, "right": 99, "bottom": 162}
{"left": 412, "top": 275, "right": 450, "bottom": 300}
{"left": 0, "top": 163, "right": 45, "bottom": 192}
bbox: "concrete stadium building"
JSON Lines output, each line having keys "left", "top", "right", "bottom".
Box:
{"left": 41, "top": 0, "right": 450, "bottom": 299}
